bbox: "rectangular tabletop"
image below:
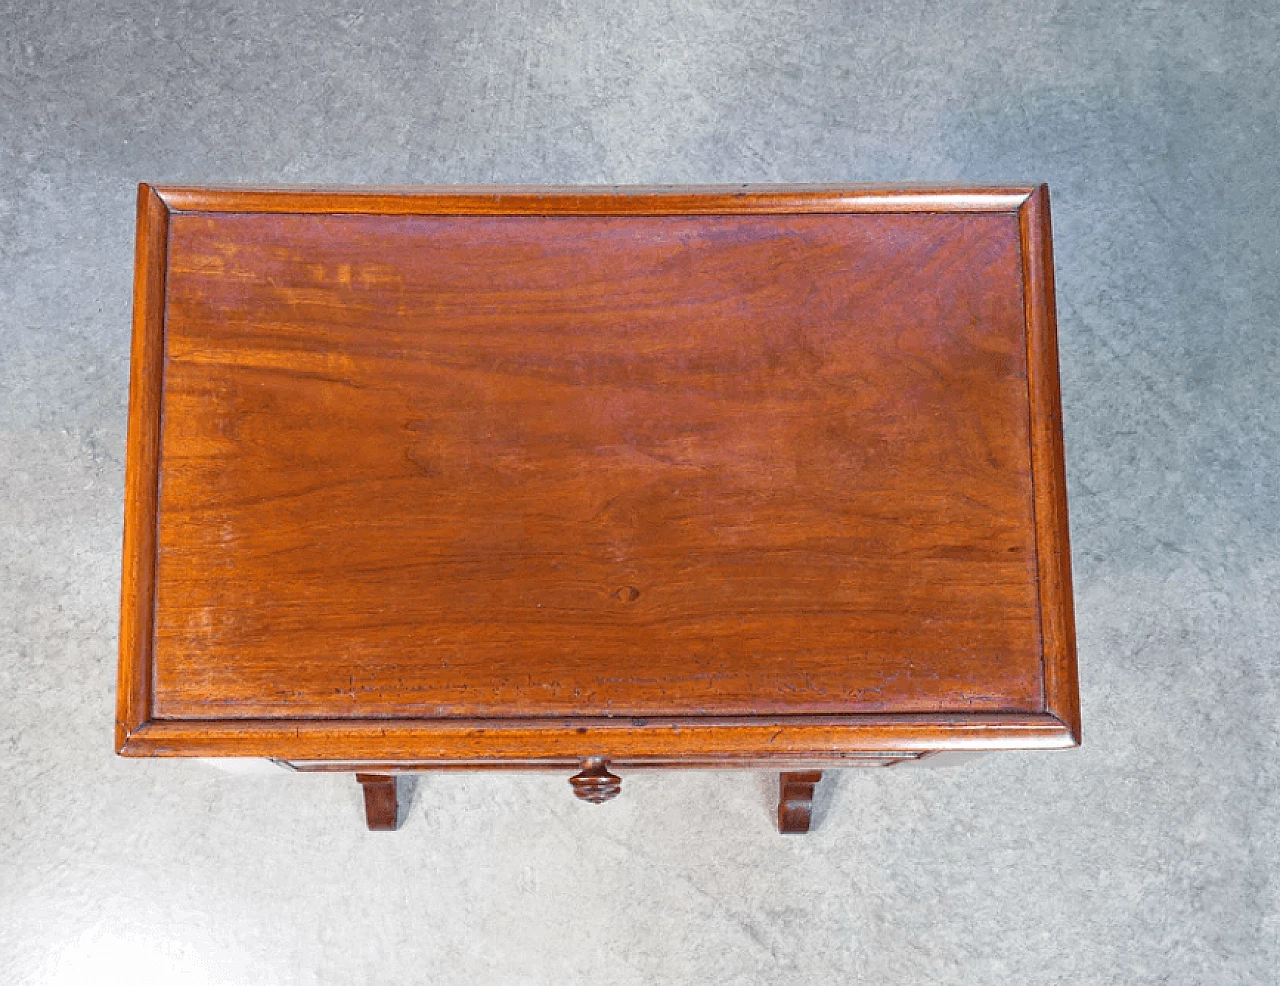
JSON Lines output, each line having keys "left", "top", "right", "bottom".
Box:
{"left": 117, "top": 185, "right": 1079, "bottom": 761}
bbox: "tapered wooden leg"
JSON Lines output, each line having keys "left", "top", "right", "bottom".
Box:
{"left": 356, "top": 773, "right": 399, "bottom": 831}
{"left": 778, "top": 771, "right": 823, "bottom": 834}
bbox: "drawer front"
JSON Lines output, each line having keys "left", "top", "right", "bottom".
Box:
{"left": 279, "top": 752, "right": 931, "bottom": 772}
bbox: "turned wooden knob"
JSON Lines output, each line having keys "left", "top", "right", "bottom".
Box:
{"left": 569, "top": 757, "right": 621, "bottom": 803}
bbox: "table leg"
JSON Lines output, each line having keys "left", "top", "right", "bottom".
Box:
{"left": 778, "top": 771, "right": 823, "bottom": 834}
{"left": 356, "top": 773, "right": 399, "bottom": 831}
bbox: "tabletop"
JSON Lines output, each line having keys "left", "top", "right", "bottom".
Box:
{"left": 117, "top": 184, "right": 1079, "bottom": 765}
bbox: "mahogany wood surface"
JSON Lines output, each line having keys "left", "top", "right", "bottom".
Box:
{"left": 355, "top": 773, "right": 399, "bottom": 831}
{"left": 117, "top": 184, "right": 1079, "bottom": 768}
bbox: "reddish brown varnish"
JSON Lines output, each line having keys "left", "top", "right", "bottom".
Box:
{"left": 117, "top": 185, "right": 1079, "bottom": 831}
{"left": 355, "top": 774, "right": 398, "bottom": 831}
{"left": 779, "top": 771, "right": 824, "bottom": 834}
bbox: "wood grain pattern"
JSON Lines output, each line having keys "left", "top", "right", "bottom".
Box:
{"left": 117, "top": 184, "right": 1079, "bottom": 766}
{"left": 152, "top": 210, "right": 1038, "bottom": 718}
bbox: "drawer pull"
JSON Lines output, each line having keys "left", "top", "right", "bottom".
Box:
{"left": 570, "top": 757, "right": 622, "bottom": 804}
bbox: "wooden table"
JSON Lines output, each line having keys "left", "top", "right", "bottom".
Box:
{"left": 117, "top": 183, "right": 1079, "bottom": 833}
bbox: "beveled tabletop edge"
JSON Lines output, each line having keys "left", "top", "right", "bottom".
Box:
{"left": 116, "top": 183, "right": 1081, "bottom": 759}
{"left": 1018, "top": 186, "right": 1081, "bottom": 743}
{"left": 118, "top": 712, "right": 1078, "bottom": 760}
{"left": 117, "top": 184, "right": 167, "bottom": 753}
{"left": 150, "top": 182, "right": 1038, "bottom": 216}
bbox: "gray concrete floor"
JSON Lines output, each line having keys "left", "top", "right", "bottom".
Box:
{"left": 2, "top": 1, "right": 1277, "bottom": 983}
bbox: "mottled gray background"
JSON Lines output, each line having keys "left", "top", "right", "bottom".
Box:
{"left": 1, "top": 1, "right": 1277, "bottom": 983}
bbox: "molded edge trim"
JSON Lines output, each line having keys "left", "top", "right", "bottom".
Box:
{"left": 118, "top": 712, "right": 1078, "bottom": 759}
{"left": 1018, "top": 186, "right": 1082, "bottom": 744}
{"left": 116, "top": 184, "right": 169, "bottom": 752}
{"left": 152, "top": 183, "right": 1035, "bottom": 216}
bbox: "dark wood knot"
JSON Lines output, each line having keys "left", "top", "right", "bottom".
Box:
{"left": 569, "top": 757, "right": 621, "bottom": 804}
